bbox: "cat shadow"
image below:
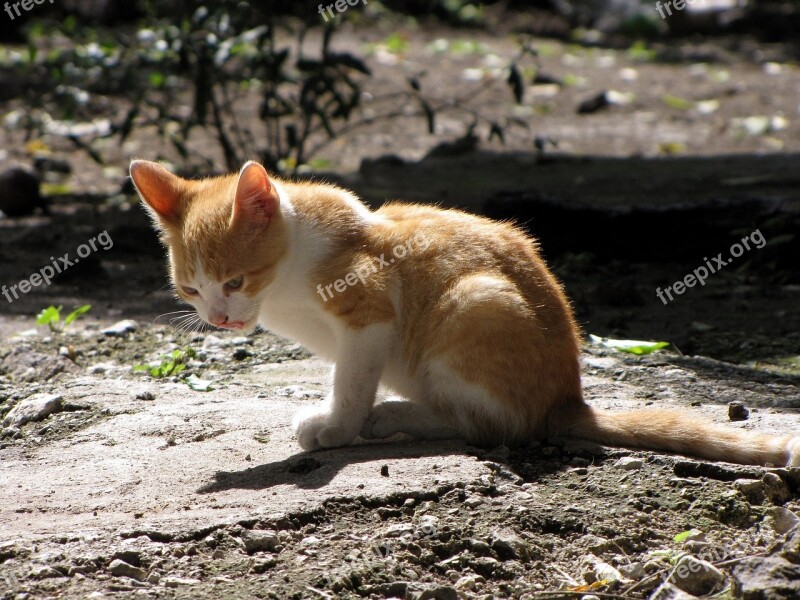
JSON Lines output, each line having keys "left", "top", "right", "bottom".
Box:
{"left": 196, "top": 439, "right": 475, "bottom": 493}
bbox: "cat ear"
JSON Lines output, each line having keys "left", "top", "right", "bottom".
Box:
{"left": 129, "top": 160, "right": 185, "bottom": 225}
{"left": 231, "top": 161, "right": 278, "bottom": 227}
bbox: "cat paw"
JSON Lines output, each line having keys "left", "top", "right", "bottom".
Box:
{"left": 787, "top": 436, "right": 800, "bottom": 467}
{"left": 293, "top": 409, "right": 359, "bottom": 451}
{"left": 360, "top": 402, "right": 403, "bottom": 439}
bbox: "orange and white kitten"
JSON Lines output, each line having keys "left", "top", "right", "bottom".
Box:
{"left": 130, "top": 160, "right": 799, "bottom": 467}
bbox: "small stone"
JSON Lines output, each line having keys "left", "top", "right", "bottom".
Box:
{"left": 0, "top": 167, "right": 44, "bottom": 217}
{"left": 202, "top": 335, "right": 224, "bottom": 348}
{"left": 454, "top": 574, "right": 485, "bottom": 591}
{"left": 650, "top": 582, "right": 697, "bottom": 600}
{"left": 469, "top": 556, "right": 500, "bottom": 577}
{"left": 232, "top": 348, "right": 251, "bottom": 361}
{"left": 768, "top": 507, "right": 800, "bottom": 535}
{"left": 1, "top": 426, "right": 21, "bottom": 439}
{"left": 242, "top": 530, "right": 279, "bottom": 553}
{"left": 135, "top": 391, "right": 155, "bottom": 401}
{"left": 146, "top": 572, "right": 160, "bottom": 585}
{"left": 620, "top": 562, "right": 645, "bottom": 580}
{"left": 728, "top": 401, "right": 749, "bottom": 421}
{"left": 2, "top": 394, "right": 63, "bottom": 427}
{"left": 250, "top": 557, "right": 277, "bottom": 574}
{"left": 108, "top": 559, "right": 147, "bottom": 582}
{"left": 613, "top": 457, "right": 644, "bottom": 471}
{"left": 491, "top": 531, "right": 531, "bottom": 561}
{"left": 418, "top": 586, "right": 459, "bottom": 600}
{"left": 668, "top": 555, "right": 725, "bottom": 596}
{"left": 102, "top": 320, "right": 138, "bottom": 336}
{"left": 381, "top": 464, "right": 390, "bottom": 477}
{"left": 87, "top": 362, "right": 116, "bottom": 374}
{"left": 464, "top": 496, "right": 483, "bottom": 509}
{"left": 30, "top": 564, "right": 62, "bottom": 579}
{"left": 733, "top": 556, "right": 800, "bottom": 598}
{"left": 164, "top": 576, "right": 201, "bottom": 587}
{"left": 735, "top": 479, "right": 766, "bottom": 504}
{"left": 782, "top": 526, "right": 800, "bottom": 564}
{"left": 763, "top": 472, "right": 790, "bottom": 503}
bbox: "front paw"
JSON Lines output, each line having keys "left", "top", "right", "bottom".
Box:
{"left": 294, "top": 410, "right": 359, "bottom": 451}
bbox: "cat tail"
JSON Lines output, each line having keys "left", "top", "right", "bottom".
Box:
{"left": 555, "top": 404, "right": 800, "bottom": 467}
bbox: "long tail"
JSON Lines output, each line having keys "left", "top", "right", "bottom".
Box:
{"left": 555, "top": 405, "right": 799, "bottom": 467}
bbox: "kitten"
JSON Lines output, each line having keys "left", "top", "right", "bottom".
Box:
{"left": 130, "top": 159, "right": 799, "bottom": 467}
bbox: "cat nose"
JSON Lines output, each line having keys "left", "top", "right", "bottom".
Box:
{"left": 210, "top": 314, "right": 229, "bottom": 327}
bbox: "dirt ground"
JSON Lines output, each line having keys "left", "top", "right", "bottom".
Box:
{"left": 1, "top": 19, "right": 800, "bottom": 600}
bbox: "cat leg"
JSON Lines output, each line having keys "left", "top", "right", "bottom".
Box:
{"left": 360, "top": 398, "right": 460, "bottom": 441}
{"left": 293, "top": 323, "right": 392, "bottom": 451}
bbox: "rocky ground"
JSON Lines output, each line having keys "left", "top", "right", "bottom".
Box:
{"left": 1, "top": 318, "right": 799, "bottom": 599}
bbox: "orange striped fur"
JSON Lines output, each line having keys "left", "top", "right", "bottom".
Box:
{"left": 130, "top": 160, "right": 799, "bottom": 467}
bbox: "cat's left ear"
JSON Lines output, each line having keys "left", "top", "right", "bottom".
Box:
{"left": 129, "top": 160, "right": 186, "bottom": 227}
{"left": 231, "top": 161, "right": 278, "bottom": 228}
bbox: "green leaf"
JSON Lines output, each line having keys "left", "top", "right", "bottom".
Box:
{"left": 171, "top": 363, "right": 186, "bottom": 376}
{"left": 64, "top": 304, "right": 91, "bottom": 325}
{"left": 254, "top": 431, "right": 271, "bottom": 444}
{"left": 149, "top": 71, "right": 166, "bottom": 88}
{"left": 36, "top": 306, "right": 62, "bottom": 326}
{"left": 383, "top": 33, "right": 408, "bottom": 55}
{"left": 662, "top": 94, "right": 692, "bottom": 110}
{"left": 186, "top": 374, "right": 215, "bottom": 392}
{"left": 674, "top": 529, "right": 702, "bottom": 543}
{"left": 589, "top": 334, "right": 670, "bottom": 355}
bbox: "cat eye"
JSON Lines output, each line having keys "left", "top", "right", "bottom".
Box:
{"left": 181, "top": 286, "right": 199, "bottom": 296}
{"left": 225, "top": 276, "right": 244, "bottom": 291}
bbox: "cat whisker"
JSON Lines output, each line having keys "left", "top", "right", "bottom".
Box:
{"left": 156, "top": 310, "right": 195, "bottom": 325}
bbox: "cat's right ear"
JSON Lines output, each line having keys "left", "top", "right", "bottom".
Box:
{"left": 129, "top": 160, "right": 185, "bottom": 227}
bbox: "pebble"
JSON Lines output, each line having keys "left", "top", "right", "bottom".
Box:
{"left": 454, "top": 574, "right": 485, "bottom": 591}
{"left": 728, "top": 401, "right": 749, "bottom": 421}
{"left": 242, "top": 530, "right": 279, "bottom": 553}
{"left": 2, "top": 394, "right": 63, "bottom": 427}
{"left": 735, "top": 479, "right": 766, "bottom": 504}
{"left": 250, "top": 557, "right": 277, "bottom": 573}
{"left": 762, "top": 472, "right": 790, "bottom": 503}
{"left": 29, "top": 564, "right": 62, "bottom": 579}
{"left": 613, "top": 457, "right": 644, "bottom": 471}
{"left": 87, "top": 362, "right": 117, "bottom": 374}
{"left": 108, "top": 559, "right": 147, "bottom": 582}
{"left": 102, "top": 320, "right": 138, "bottom": 337}
{"left": 464, "top": 496, "right": 483, "bottom": 509}
{"left": 767, "top": 506, "right": 800, "bottom": 535}
{"left": 163, "top": 576, "right": 201, "bottom": 587}
{"left": 733, "top": 556, "right": 800, "bottom": 598}
{"left": 490, "top": 531, "right": 530, "bottom": 561}
{"left": 417, "top": 586, "right": 459, "bottom": 600}
{"left": 668, "top": 555, "right": 725, "bottom": 596}
{"left": 650, "top": 582, "right": 697, "bottom": 600}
